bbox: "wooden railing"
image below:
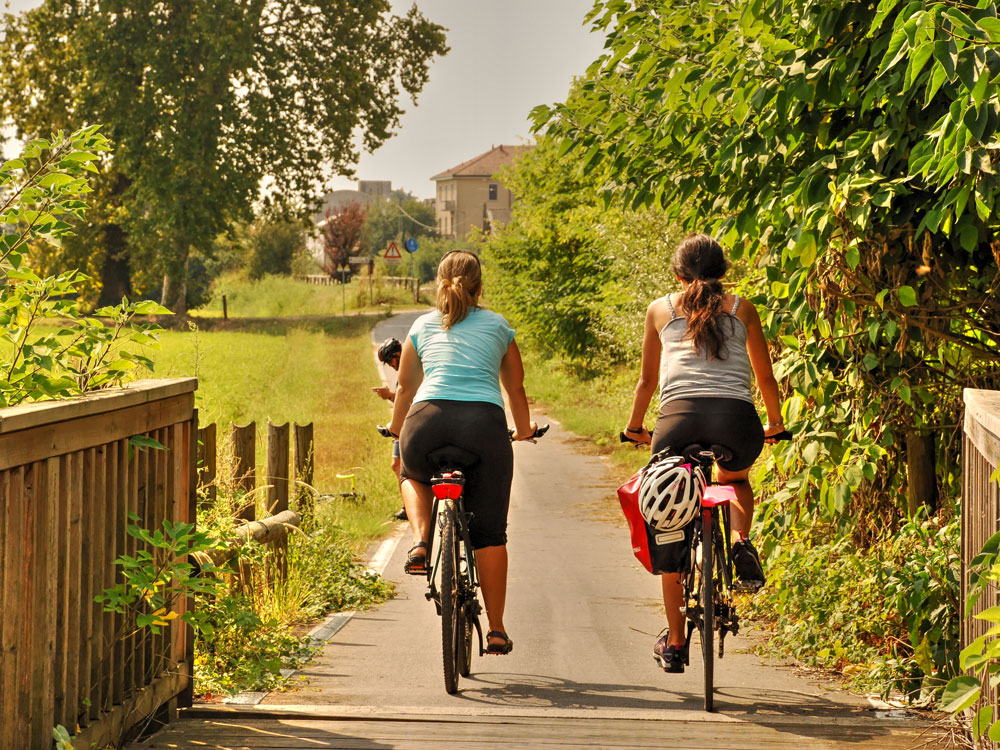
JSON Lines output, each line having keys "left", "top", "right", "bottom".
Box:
{"left": 0, "top": 379, "right": 198, "bottom": 750}
{"left": 962, "top": 388, "right": 1000, "bottom": 702}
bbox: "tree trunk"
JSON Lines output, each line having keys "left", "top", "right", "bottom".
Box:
{"left": 161, "top": 240, "right": 190, "bottom": 314}
{"left": 906, "top": 431, "right": 937, "bottom": 516}
{"left": 96, "top": 222, "right": 132, "bottom": 307}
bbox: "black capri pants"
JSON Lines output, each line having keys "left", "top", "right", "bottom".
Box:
{"left": 399, "top": 399, "right": 513, "bottom": 549}
{"left": 651, "top": 397, "right": 764, "bottom": 472}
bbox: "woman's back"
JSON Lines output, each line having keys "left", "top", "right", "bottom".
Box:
{"left": 409, "top": 307, "right": 515, "bottom": 408}
{"left": 657, "top": 293, "right": 753, "bottom": 406}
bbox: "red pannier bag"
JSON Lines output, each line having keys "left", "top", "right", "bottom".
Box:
{"left": 617, "top": 467, "right": 653, "bottom": 573}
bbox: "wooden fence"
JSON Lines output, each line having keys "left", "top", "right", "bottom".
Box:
{"left": 961, "top": 388, "right": 1000, "bottom": 703}
{"left": 0, "top": 378, "right": 198, "bottom": 750}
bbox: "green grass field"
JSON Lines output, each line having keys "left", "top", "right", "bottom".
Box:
{"left": 152, "top": 317, "right": 402, "bottom": 549}
{"left": 193, "top": 271, "right": 430, "bottom": 318}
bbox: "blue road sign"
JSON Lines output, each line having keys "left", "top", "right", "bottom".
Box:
{"left": 405, "top": 237, "right": 419, "bottom": 253}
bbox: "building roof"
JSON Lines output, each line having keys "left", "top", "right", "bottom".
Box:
{"left": 432, "top": 144, "right": 533, "bottom": 181}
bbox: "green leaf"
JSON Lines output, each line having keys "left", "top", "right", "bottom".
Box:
{"left": 129, "top": 435, "right": 167, "bottom": 451}
{"left": 898, "top": 285, "right": 917, "bottom": 306}
{"left": 974, "top": 706, "right": 994, "bottom": 737}
{"left": 940, "top": 675, "right": 981, "bottom": 713}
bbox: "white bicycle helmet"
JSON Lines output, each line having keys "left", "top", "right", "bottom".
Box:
{"left": 638, "top": 454, "right": 705, "bottom": 532}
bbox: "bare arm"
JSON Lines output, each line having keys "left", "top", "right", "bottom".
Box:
{"left": 388, "top": 337, "right": 422, "bottom": 436}
{"left": 624, "top": 303, "right": 662, "bottom": 445}
{"left": 743, "top": 302, "right": 784, "bottom": 435}
{"left": 499, "top": 338, "right": 536, "bottom": 440}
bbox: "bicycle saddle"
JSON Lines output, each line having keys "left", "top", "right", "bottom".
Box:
{"left": 679, "top": 442, "right": 734, "bottom": 468}
{"left": 427, "top": 445, "right": 479, "bottom": 473}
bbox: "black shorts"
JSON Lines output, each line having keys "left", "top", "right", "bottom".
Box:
{"left": 399, "top": 400, "right": 513, "bottom": 549}
{"left": 651, "top": 398, "right": 764, "bottom": 472}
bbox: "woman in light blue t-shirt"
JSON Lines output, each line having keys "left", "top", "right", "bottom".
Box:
{"left": 387, "top": 250, "right": 537, "bottom": 656}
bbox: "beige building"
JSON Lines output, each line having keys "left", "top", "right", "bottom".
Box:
{"left": 432, "top": 145, "right": 532, "bottom": 238}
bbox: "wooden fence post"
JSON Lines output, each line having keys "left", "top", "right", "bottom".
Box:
{"left": 196, "top": 422, "right": 217, "bottom": 505}
{"left": 266, "top": 421, "right": 290, "bottom": 580}
{"left": 265, "top": 421, "right": 289, "bottom": 516}
{"left": 230, "top": 422, "right": 256, "bottom": 521}
{"left": 294, "top": 422, "right": 314, "bottom": 522}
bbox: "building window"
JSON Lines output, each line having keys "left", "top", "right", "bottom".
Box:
{"left": 488, "top": 183, "right": 498, "bottom": 201}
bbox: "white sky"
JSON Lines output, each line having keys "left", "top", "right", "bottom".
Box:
{"left": 2, "top": 0, "right": 604, "bottom": 199}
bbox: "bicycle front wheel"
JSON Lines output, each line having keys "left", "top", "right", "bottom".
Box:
{"left": 700, "top": 509, "right": 715, "bottom": 712}
{"left": 438, "top": 504, "right": 460, "bottom": 694}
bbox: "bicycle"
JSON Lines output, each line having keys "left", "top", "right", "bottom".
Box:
{"left": 377, "top": 422, "right": 548, "bottom": 694}
{"left": 621, "top": 429, "right": 791, "bottom": 712}
{"left": 675, "top": 436, "right": 791, "bottom": 712}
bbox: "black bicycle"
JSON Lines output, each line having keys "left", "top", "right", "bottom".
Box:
{"left": 675, "top": 437, "right": 790, "bottom": 712}
{"left": 378, "top": 423, "right": 548, "bottom": 693}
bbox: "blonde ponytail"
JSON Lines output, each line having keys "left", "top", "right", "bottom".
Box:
{"left": 436, "top": 251, "right": 482, "bottom": 328}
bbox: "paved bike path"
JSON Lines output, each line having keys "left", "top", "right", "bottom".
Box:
{"left": 213, "top": 312, "right": 946, "bottom": 747}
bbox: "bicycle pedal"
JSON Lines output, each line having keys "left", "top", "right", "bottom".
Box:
{"left": 733, "top": 580, "right": 764, "bottom": 594}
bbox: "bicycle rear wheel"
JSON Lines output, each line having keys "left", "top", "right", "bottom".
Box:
{"left": 439, "top": 504, "right": 460, "bottom": 694}
{"left": 700, "top": 510, "right": 715, "bottom": 712}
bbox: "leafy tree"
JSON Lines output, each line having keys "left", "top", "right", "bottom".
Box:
{"left": 0, "top": 1, "right": 448, "bottom": 312}
{"left": 0, "top": 127, "right": 168, "bottom": 406}
{"left": 482, "top": 134, "right": 680, "bottom": 367}
{"left": 538, "top": 0, "right": 1000, "bottom": 525}
{"left": 246, "top": 218, "right": 308, "bottom": 281}
{"left": 323, "top": 202, "right": 367, "bottom": 275}
{"left": 362, "top": 191, "right": 438, "bottom": 257}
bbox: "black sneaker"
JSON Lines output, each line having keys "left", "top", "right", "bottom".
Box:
{"left": 653, "top": 634, "right": 686, "bottom": 673}
{"left": 732, "top": 538, "right": 765, "bottom": 592}
{"left": 393, "top": 507, "right": 408, "bottom": 521}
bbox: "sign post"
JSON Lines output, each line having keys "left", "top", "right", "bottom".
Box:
{"left": 404, "top": 238, "right": 419, "bottom": 302}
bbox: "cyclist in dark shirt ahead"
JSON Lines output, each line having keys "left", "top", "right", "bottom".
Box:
{"left": 622, "top": 234, "right": 785, "bottom": 673}
{"left": 387, "top": 250, "right": 537, "bottom": 656}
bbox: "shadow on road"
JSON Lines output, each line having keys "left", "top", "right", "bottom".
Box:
{"left": 453, "top": 673, "right": 909, "bottom": 743}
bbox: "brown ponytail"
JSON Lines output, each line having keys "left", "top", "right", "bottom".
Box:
{"left": 672, "top": 234, "right": 732, "bottom": 360}
{"left": 436, "top": 250, "right": 482, "bottom": 328}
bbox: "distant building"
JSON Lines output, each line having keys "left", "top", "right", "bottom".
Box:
{"left": 432, "top": 145, "right": 532, "bottom": 238}
{"left": 358, "top": 180, "right": 392, "bottom": 200}
{"left": 308, "top": 181, "right": 392, "bottom": 265}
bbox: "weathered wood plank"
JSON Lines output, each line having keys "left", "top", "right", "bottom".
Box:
{"left": 15, "top": 466, "right": 35, "bottom": 746}
{"left": 179, "top": 418, "right": 197, "bottom": 709}
{"left": 0, "top": 378, "right": 197, "bottom": 435}
{"left": 114, "top": 438, "right": 129, "bottom": 707}
{"left": 129, "top": 714, "right": 951, "bottom": 750}
{"left": 125, "top": 438, "right": 141, "bottom": 699}
{"left": 89, "top": 446, "right": 107, "bottom": 722}
{"left": 101, "top": 440, "right": 119, "bottom": 713}
{"left": 0, "top": 393, "right": 194, "bottom": 471}
{"left": 65, "top": 453, "right": 83, "bottom": 730}
{"left": 78, "top": 449, "right": 95, "bottom": 728}
{"left": 53, "top": 455, "right": 71, "bottom": 729}
{"left": 29, "top": 458, "right": 59, "bottom": 747}
{"left": 0, "top": 469, "right": 24, "bottom": 750}
{"left": 71, "top": 668, "right": 188, "bottom": 750}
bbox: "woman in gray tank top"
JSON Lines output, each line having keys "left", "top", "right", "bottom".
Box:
{"left": 622, "top": 234, "right": 785, "bottom": 674}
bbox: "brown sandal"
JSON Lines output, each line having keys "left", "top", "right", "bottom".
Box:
{"left": 486, "top": 630, "right": 513, "bottom": 655}
{"left": 403, "top": 542, "right": 429, "bottom": 575}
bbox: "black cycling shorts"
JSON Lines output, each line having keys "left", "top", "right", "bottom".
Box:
{"left": 399, "top": 399, "right": 513, "bottom": 549}
{"left": 651, "top": 397, "right": 764, "bottom": 472}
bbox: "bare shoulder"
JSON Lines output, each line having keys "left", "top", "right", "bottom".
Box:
{"left": 733, "top": 294, "right": 762, "bottom": 328}
{"left": 646, "top": 295, "right": 672, "bottom": 330}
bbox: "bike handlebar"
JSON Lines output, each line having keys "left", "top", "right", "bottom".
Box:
{"left": 619, "top": 428, "right": 795, "bottom": 446}
{"left": 509, "top": 424, "right": 549, "bottom": 442}
{"left": 376, "top": 423, "right": 550, "bottom": 442}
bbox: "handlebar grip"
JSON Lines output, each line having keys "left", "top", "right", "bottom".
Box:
{"left": 509, "top": 424, "right": 549, "bottom": 441}
{"left": 769, "top": 430, "right": 794, "bottom": 441}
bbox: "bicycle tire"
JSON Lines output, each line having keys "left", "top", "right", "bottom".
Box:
{"left": 439, "top": 504, "right": 460, "bottom": 694}
{"left": 701, "top": 510, "right": 715, "bottom": 712}
{"left": 457, "top": 605, "right": 473, "bottom": 677}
